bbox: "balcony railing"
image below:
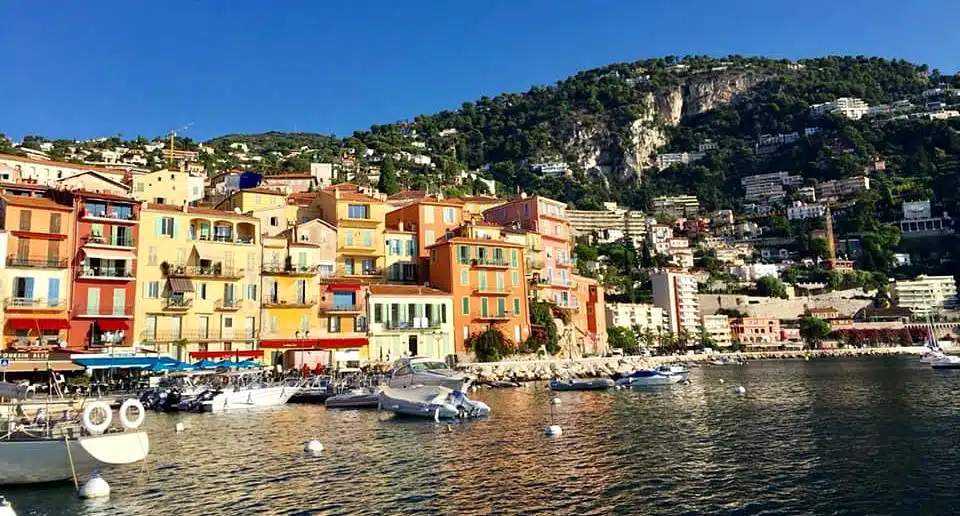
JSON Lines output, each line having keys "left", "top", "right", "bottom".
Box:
{"left": 262, "top": 263, "right": 317, "bottom": 276}
{"left": 4, "top": 297, "right": 66, "bottom": 310}
{"left": 335, "top": 265, "right": 382, "bottom": 277}
{"left": 472, "top": 257, "right": 510, "bottom": 268}
{"left": 164, "top": 297, "right": 193, "bottom": 310}
{"left": 191, "top": 235, "right": 256, "bottom": 245}
{"left": 554, "top": 298, "right": 581, "bottom": 311}
{"left": 533, "top": 277, "right": 576, "bottom": 288}
{"left": 82, "top": 206, "right": 136, "bottom": 222}
{"left": 165, "top": 264, "right": 244, "bottom": 280}
{"left": 384, "top": 320, "right": 442, "bottom": 330}
{"left": 84, "top": 234, "right": 135, "bottom": 248}
{"left": 477, "top": 313, "right": 511, "bottom": 321}
{"left": 215, "top": 298, "right": 243, "bottom": 311}
{"left": 476, "top": 286, "right": 509, "bottom": 295}
{"left": 6, "top": 256, "right": 69, "bottom": 268}
{"left": 139, "top": 330, "right": 258, "bottom": 342}
{"left": 557, "top": 257, "right": 578, "bottom": 267}
{"left": 77, "top": 267, "right": 135, "bottom": 279}
{"left": 75, "top": 305, "right": 135, "bottom": 317}
{"left": 320, "top": 304, "right": 363, "bottom": 314}
{"left": 264, "top": 297, "right": 316, "bottom": 308}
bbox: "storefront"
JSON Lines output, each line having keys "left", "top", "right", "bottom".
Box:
{"left": 259, "top": 337, "right": 368, "bottom": 371}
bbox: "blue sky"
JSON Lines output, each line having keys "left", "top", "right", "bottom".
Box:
{"left": 1, "top": 0, "right": 957, "bottom": 142}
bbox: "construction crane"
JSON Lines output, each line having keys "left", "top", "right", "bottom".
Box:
{"left": 167, "top": 122, "right": 194, "bottom": 167}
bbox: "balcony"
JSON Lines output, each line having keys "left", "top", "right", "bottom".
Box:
{"left": 319, "top": 304, "right": 363, "bottom": 314}
{"left": 335, "top": 265, "right": 382, "bottom": 278}
{"left": 477, "top": 313, "right": 511, "bottom": 321}
{"left": 337, "top": 216, "right": 380, "bottom": 228}
{"left": 4, "top": 297, "right": 67, "bottom": 311}
{"left": 476, "top": 286, "right": 510, "bottom": 296}
{"left": 557, "top": 257, "right": 578, "bottom": 268}
{"left": 554, "top": 297, "right": 581, "bottom": 311}
{"left": 532, "top": 277, "right": 576, "bottom": 289}
{"left": 81, "top": 205, "right": 137, "bottom": 224}
{"left": 163, "top": 297, "right": 193, "bottom": 311}
{"left": 165, "top": 264, "right": 244, "bottom": 280}
{"left": 83, "top": 234, "right": 135, "bottom": 249}
{"left": 139, "top": 330, "right": 258, "bottom": 343}
{"left": 6, "top": 256, "right": 69, "bottom": 269}
{"left": 525, "top": 257, "right": 545, "bottom": 270}
{"left": 541, "top": 211, "right": 567, "bottom": 222}
{"left": 74, "top": 305, "right": 134, "bottom": 318}
{"left": 263, "top": 297, "right": 317, "bottom": 309}
{"left": 77, "top": 266, "right": 135, "bottom": 280}
{"left": 383, "top": 320, "right": 442, "bottom": 330}
{"left": 472, "top": 257, "right": 509, "bottom": 269}
{"left": 340, "top": 241, "right": 378, "bottom": 253}
{"left": 262, "top": 263, "right": 317, "bottom": 277}
{"left": 215, "top": 298, "right": 243, "bottom": 311}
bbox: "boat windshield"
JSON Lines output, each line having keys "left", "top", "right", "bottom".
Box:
{"left": 410, "top": 361, "right": 449, "bottom": 373}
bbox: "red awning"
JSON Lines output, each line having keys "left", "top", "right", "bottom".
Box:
{"left": 259, "top": 338, "right": 368, "bottom": 350}
{"left": 96, "top": 320, "right": 129, "bottom": 331}
{"left": 189, "top": 350, "right": 262, "bottom": 359}
{"left": 6, "top": 319, "right": 69, "bottom": 331}
{"left": 324, "top": 283, "right": 361, "bottom": 291}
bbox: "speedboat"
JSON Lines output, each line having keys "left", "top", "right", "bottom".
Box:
{"left": 0, "top": 383, "right": 149, "bottom": 484}
{"left": 616, "top": 368, "right": 686, "bottom": 387}
{"left": 549, "top": 378, "right": 614, "bottom": 391}
{"left": 325, "top": 388, "right": 380, "bottom": 409}
{"left": 656, "top": 364, "right": 690, "bottom": 381}
{"left": 920, "top": 350, "right": 947, "bottom": 364}
{"left": 140, "top": 372, "right": 214, "bottom": 411}
{"left": 180, "top": 373, "right": 298, "bottom": 412}
{"left": 710, "top": 358, "right": 740, "bottom": 366}
{"left": 289, "top": 376, "right": 334, "bottom": 404}
{"left": 387, "top": 356, "right": 473, "bottom": 391}
{"left": 379, "top": 385, "right": 490, "bottom": 420}
{"left": 931, "top": 355, "right": 960, "bottom": 370}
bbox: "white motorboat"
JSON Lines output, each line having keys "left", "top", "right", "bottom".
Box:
{"left": 616, "top": 368, "right": 686, "bottom": 387}
{"left": 930, "top": 355, "right": 960, "bottom": 370}
{"left": 387, "top": 356, "right": 473, "bottom": 391}
{"left": 379, "top": 385, "right": 490, "bottom": 420}
{"left": 0, "top": 382, "right": 150, "bottom": 484}
{"left": 181, "top": 373, "right": 298, "bottom": 412}
{"left": 325, "top": 388, "right": 380, "bottom": 409}
{"left": 920, "top": 350, "right": 946, "bottom": 364}
{"left": 657, "top": 364, "right": 690, "bottom": 380}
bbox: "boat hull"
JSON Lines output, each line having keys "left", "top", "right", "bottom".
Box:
{"left": 325, "top": 392, "right": 380, "bottom": 409}
{"left": 379, "top": 386, "right": 490, "bottom": 420}
{"left": 202, "top": 385, "right": 296, "bottom": 412}
{"left": 0, "top": 431, "right": 150, "bottom": 485}
{"left": 549, "top": 379, "right": 614, "bottom": 391}
{"left": 616, "top": 374, "right": 685, "bottom": 387}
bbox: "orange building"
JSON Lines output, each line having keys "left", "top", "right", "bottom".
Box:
{"left": 385, "top": 197, "right": 465, "bottom": 282}
{"left": 0, "top": 194, "right": 75, "bottom": 350}
{"left": 427, "top": 222, "right": 530, "bottom": 353}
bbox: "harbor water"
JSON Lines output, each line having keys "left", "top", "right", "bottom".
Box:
{"left": 6, "top": 357, "right": 960, "bottom": 515}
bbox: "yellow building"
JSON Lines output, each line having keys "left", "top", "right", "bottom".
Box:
{"left": 132, "top": 169, "right": 205, "bottom": 206}
{"left": 133, "top": 204, "right": 262, "bottom": 362}
{"left": 215, "top": 187, "right": 288, "bottom": 213}
{"left": 316, "top": 184, "right": 387, "bottom": 279}
{"left": 384, "top": 228, "right": 418, "bottom": 283}
{"left": 459, "top": 195, "right": 506, "bottom": 221}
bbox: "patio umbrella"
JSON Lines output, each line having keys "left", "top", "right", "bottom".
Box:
{"left": 236, "top": 360, "right": 262, "bottom": 369}
{"left": 192, "top": 359, "right": 220, "bottom": 369}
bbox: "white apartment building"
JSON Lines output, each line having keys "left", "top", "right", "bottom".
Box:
{"left": 605, "top": 303, "right": 664, "bottom": 334}
{"left": 652, "top": 270, "right": 701, "bottom": 335}
{"left": 646, "top": 223, "right": 673, "bottom": 255}
{"left": 530, "top": 162, "right": 570, "bottom": 177}
{"left": 899, "top": 199, "right": 952, "bottom": 236}
{"left": 730, "top": 263, "right": 780, "bottom": 282}
{"left": 566, "top": 204, "right": 648, "bottom": 247}
{"left": 797, "top": 186, "right": 816, "bottom": 202}
{"left": 655, "top": 152, "right": 706, "bottom": 170}
{"left": 745, "top": 182, "right": 785, "bottom": 201}
{"left": 787, "top": 202, "right": 826, "bottom": 221}
{"left": 809, "top": 97, "right": 871, "bottom": 120}
{"left": 702, "top": 314, "right": 732, "bottom": 348}
{"left": 652, "top": 195, "right": 699, "bottom": 218}
{"left": 892, "top": 275, "right": 958, "bottom": 316}
{"left": 815, "top": 176, "right": 870, "bottom": 201}
{"left": 0, "top": 154, "right": 126, "bottom": 186}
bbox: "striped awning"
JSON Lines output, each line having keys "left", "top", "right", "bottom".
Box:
{"left": 167, "top": 278, "right": 195, "bottom": 293}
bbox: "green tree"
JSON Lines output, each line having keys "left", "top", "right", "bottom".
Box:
{"left": 606, "top": 326, "right": 638, "bottom": 353}
{"left": 377, "top": 156, "right": 400, "bottom": 195}
{"left": 799, "top": 317, "right": 831, "bottom": 349}
{"left": 529, "top": 300, "right": 559, "bottom": 354}
{"left": 466, "top": 326, "right": 515, "bottom": 362}
{"left": 755, "top": 275, "right": 788, "bottom": 299}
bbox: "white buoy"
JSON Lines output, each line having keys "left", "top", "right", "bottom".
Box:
{"left": 550, "top": 397, "right": 561, "bottom": 405}
{"left": 544, "top": 425, "right": 563, "bottom": 436}
{"left": 175, "top": 422, "right": 185, "bottom": 433}
{"left": 615, "top": 385, "right": 622, "bottom": 390}
{"left": 0, "top": 496, "right": 16, "bottom": 516}
{"left": 78, "top": 470, "right": 110, "bottom": 499}
{"left": 736, "top": 385, "right": 746, "bottom": 395}
{"left": 304, "top": 440, "right": 323, "bottom": 454}
{"left": 719, "top": 379, "right": 725, "bottom": 384}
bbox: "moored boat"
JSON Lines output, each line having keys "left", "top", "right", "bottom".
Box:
{"left": 289, "top": 376, "right": 334, "bottom": 404}
{"left": 179, "top": 373, "right": 298, "bottom": 412}
{"left": 549, "top": 378, "right": 614, "bottom": 391}
{"left": 930, "top": 355, "right": 960, "bottom": 370}
{"left": 379, "top": 386, "right": 490, "bottom": 420}
{"left": 325, "top": 388, "right": 380, "bottom": 409}
{"left": 616, "top": 369, "right": 685, "bottom": 387}
{"left": 387, "top": 356, "right": 473, "bottom": 391}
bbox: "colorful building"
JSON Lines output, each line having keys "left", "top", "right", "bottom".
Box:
{"left": 0, "top": 194, "right": 74, "bottom": 350}
{"left": 68, "top": 191, "right": 140, "bottom": 350}
{"left": 427, "top": 221, "right": 530, "bottom": 352}
{"left": 316, "top": 184, "right": 387, "bottom": 279}
{"left": 367, "top": 284, "right": 454, "bottom": 361}
{"left": 277, "top": 219, "right": 337, "bottom": 278}
{"left": 384, "top": 228, "right": 418, "bottom": 283}
{"left": 731, "top": 317, "right": 781, "bottom": 350}
{"left": 132, "top": 169, "right": 205, "bottom": 206}
{"left": 384, "top": 197, "right": 465, "bottom": 260}
{"left": 133, "top": 204, "right": 262, "bottom": 362}
{"left": 214, "top": 187, "right": 289, "bottom": 213}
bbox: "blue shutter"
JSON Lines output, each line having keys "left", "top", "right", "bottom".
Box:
{"left": 47, "top": 278, "right": 60, "bottom": 305}
{"left": 24, "top": 278, "right": 34, "bottom": 299}
{"left": 154, "top": 217, "right": 162, "bottom": 237}
{"left": 172, "top": 218, "right": 179, "bottom": 239}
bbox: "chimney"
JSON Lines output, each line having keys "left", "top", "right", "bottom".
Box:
{"left": 183, "top": 201, "right": 189, "bottom": 213}
{"left": 398, "top": 221, "right": 404, "bottom": 232}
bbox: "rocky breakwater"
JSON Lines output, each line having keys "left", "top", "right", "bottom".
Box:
{"left": 462, "top": 347, "right": 924, "bottom": 383}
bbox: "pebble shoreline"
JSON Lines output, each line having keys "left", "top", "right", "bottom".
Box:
{"left": 461, "top": 347, "right": 926, "bottom": 383}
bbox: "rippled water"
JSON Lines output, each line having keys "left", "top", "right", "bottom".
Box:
{"left": 6, "top": 357, "right": 960, "bottom": 515}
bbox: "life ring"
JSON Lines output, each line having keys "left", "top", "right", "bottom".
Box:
{"left": 82, "top": 401, "right": 113, "bottom": 435}
{"left": 119, "top": 399, "right": 146, "bottom": 429}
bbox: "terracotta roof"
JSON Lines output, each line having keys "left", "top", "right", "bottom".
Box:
{"left": 369, "top": 284, "right": 450, "bottom": 297}
{"left": 0, "top": 194, "right": 72, "bottom": 211}
{"left": 71, "top": 190, "right": 136, "bottom": 202}
{"left": 460, "top": 196, "right": 503, "bottom": 203}
{"left": 323, "top": 182, "right": 361, "bottom": 192}
{"left": 0, "top": 153, "right": 125, "bottom": 176}
{"left": 336, "top": 191, "right": 383, "bottom": 203}
{"left": 238, "top": 187, "right": 287, "bottom": 196}
{"left": 386, "top": 190, "right": 427, "bottom": 201}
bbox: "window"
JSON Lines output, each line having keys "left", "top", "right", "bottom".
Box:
{"left": 197, "top": 283, "right": 206, "bottom": 300}
{"left": 443, "top": 207, "right": 455, "bottom": 224}
{"left": 49, "top": 213, "right": 61, "bottom": 234}
{"left": 270, "top": 316, "right": 279, "bottom": 334}
{"left": 223, "top": 317, "right": 233, "bottom": 328}
{"left": 457, "top": 246, "right": 470, "bottom": 264}
{"left": 136, "top": 182, "right": 144, "bottom": 192}
{"left": 496, "top": 272, "right": 504, "bottom": 291}
{"left": 160, "top": 217, "right": 174, "bottom": 237}
{"left": 461, "top": 297, "right": 469, "bottom": 315}
{"left": 511, "top": 249, "right": 518, "bottom": 267}
{"left": 345, "top": 231, "right": 354, "bottom": 246}
{"left": 481, "top": 298, "right": 488, "bottom": 317}
{"left": 18, "top": 210, "right": 31, "bottom": 231}
{"left": 493, "top": 248, "right": 504, "bottom": 264}
{"left": 269, "top": 216, "right": 279, "bottom": 227}
{"left": 374, "top": 303, "right": 383, "bottom": 323}
{"left": 87, "top": 287, "right": 101, "bottom": 316}
{"left": 347, "top": 204, "right": 368, "bottom": 219}
{"left": 441, "top": 304, "right": 447, "bottom": 324}
{"left": 198, "top": 316, "right": 209, "bottom": 339}
{"left": 113, "top": 289, "right": 126, "bottom": 316}
{"left": 479, "top": 272, "right": 487, "bottom": 290}
{"left": 333, "top": 291, "right": 355, "bottom": 309}
{"left": 513, "top": 298, "right": 521, "bottom": 315}
{"left": 361, "top": 230, "right": 372, "bottom": 247}
{"left": 424, "top": 230, "right": 435, "bottom": 247}
{"left": 247, "top": 284, "right": 257, "bottom": 301}
{"left": 460, "top": 269, "right": 468, "bottom": 286}
{"left": 406, "top": 240, "right": 416, "bottom": 256}
{"left": 300, "top": 314, "right": 309, "bottom": 332}
{"left": 48, "top": 278, "right": 60, "bottom": 305}
{"left": 512, "top": 271, "right": 519, "bottom": 286}
{"left": 497, "top": 298, "right": 506, "bottom": 317}
{"left": 146, "top": 281, "right": 159, "bottom": 298}
{"left": 523, "top": 204, "right": 530, "bottom": 217}
{"left": 355, "top": 316, "right": 367, "bottom": 332}
{"left": 328, "top": 316, "right": 341, "bottom": 333}
{"left": 423, "top": 206, "right": 435, "bottom": 224}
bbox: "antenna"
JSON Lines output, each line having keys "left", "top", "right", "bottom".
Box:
{"left": 168, "top": 122, "right": 195, "bottom": 167}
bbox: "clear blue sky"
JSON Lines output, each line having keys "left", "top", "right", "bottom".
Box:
{"left": 2, "top": 0, "right": 957, "bottom": 142}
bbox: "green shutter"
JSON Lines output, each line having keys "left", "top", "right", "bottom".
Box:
{"left": 154, "top": 217, "right": 161, "bottom": 237}
{"left": 461, "top": 297, "right": 469, "bottom": 315}
{"left": 172, "top": 218, "right": 179, "bottom": 239}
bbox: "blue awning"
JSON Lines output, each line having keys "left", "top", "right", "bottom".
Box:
{"left": 73, "top": 356, "right": 178, "bottom": 370}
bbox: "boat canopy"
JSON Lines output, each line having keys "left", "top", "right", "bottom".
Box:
{"left": 628, "top": 369, "right": 659, "bottom": 378}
